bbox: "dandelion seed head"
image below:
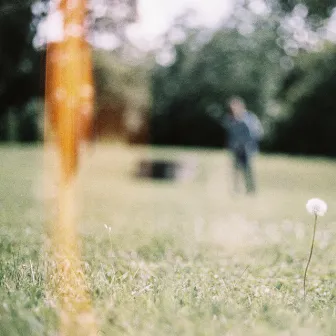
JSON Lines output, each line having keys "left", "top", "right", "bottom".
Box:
{"left": 306, "top": 198, "right": 327, "bottom": 216}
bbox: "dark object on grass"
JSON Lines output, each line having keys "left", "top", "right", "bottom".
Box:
{"left": 136, "top": 159, "right": 197, "bottom": 181}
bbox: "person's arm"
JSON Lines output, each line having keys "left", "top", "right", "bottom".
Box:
{"left": 247, "top": 113, "right": 264, "bottom": 140}
{"left": 254, "top": 115, "right": 264, "bottom": 140}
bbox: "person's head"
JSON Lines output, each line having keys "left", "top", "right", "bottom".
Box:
{"left": 228, "top": 96, "right": 246, "bottom": 119}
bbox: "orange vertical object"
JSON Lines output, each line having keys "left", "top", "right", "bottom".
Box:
{"left": 59, "top": 0, "right": 84, "bottom": 180}
{"left": 44, "top": 1, "right": 97, "bottom": 335}
{"left": 45, "top": 0, "right": 94, "bottom": 180}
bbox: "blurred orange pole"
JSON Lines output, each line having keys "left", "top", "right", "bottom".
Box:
{"left": 44, "top": 0, "right": 96, "bottom": 335}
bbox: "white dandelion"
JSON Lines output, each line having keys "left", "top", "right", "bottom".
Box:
{"left": 303, "top": 198, "right": 327, "bottom": 299}
{"left": 306, "top": 198, "right": 327, "bottom": 216}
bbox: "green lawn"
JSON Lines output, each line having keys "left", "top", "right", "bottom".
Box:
{"left": 1, "top": 144, "right": 336, "bottom": 335}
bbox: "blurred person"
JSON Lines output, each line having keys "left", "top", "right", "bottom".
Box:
{"left": 224, "top": 96, "right": 263, "bottom": 194}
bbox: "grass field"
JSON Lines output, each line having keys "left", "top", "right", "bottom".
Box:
{"left": 1, "top": 144, "right": 336, "bottom": 335}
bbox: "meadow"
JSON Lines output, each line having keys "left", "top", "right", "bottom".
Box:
{"left": 1, "top": 144, "right": 336, "bottom": 335}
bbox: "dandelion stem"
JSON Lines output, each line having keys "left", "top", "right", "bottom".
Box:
{"left": 303, "top": 213, "right": 317, "bottom": 300}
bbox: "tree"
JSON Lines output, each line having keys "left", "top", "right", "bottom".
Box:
{"left": 93, "top": 50, "right": 151, "bottom": 142}
{"left": 0, "top": 0, "right": 45, "bottom": 140}
{"left": 270, "top": 45, "right": 336, "bottom": 156}
{"left": 0, "top": 0, "right": 140, "bottom": 141}
{"left": 150, "top": 0, "right": 336, "bottom": 151}
{"left": 150, "top": 14, "right": 287, "bottom": 147}
{"left": 276, "top": 0, "right": 336, "bottom": 18}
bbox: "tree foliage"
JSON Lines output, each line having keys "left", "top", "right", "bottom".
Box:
{"left": 2, "top": 0, "right": 336, "bottom": 154}
{"left": 0, "top": 0, "right": 45, "bottom": 140}
{"left": 276, "top": 0, "right": 336, "bottom": 18}
{"left": 151, "top": 1, "right": 336, "bottom": 155}
{"left": 151, "top": 17, "right": 287, "bottom": 147}
{"left": 0, "top": 0, "right": 139, "bottom": 141}
{"left": 271, "top": 45, "right": 336, "bottom": 156}
{"left": 0, "top": 0, "right": 44, "bottom": 114}
{"left": 94, "top": 50, "right": 150, "bottom": 111}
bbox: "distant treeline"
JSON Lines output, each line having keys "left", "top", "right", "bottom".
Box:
{"left": 2, "top": 0, "right": 336, "bottom": 157}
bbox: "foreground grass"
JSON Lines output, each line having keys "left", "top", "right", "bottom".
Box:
{"left": 1, "top": 144, "right": 336, "bottom": 335}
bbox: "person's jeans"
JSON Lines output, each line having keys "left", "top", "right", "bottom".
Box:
{"left": 232, "top": 148, "right": 256, "bottom": 194}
